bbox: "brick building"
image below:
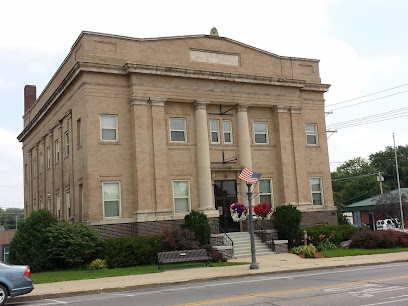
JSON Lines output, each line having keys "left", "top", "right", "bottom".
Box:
{"left": 18, "top": 29, "right": 337, "bottom": 238}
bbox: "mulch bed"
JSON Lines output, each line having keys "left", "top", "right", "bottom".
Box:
{"left": 296, "top": 252, "right": 324, "bottom": 259}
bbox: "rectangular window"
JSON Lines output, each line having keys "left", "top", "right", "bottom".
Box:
{"left": 56, "top": 194, "right": 61, "bottom": 220}
{"left": 311, "top": 177, "right": 323, "bottom": 205}
{"left": 254, "top": 122, "right": 267, "bottom": 144}
{"left": 39, "top": 152, "right": 43, "bottom": 174}
{"left": 77, "top": 118, "right": 81, "bottom": 147}
{"left": 100, "top": 115, "right": 118, "bottom": 141}
{"left": 47, "top": 195, "right": 51, "bottom": 211}
{"left": 223, "top": 120, "right": 232, "bottom": 144}
{"left": 65, "top": 131, "right": 69, "bottom": 157}
{"left": 33, "top": 157, "right": 36, "bottom": 178}
{"left": 306, "top": 124, "right": 318, "bottom": 145}
{"left": 66, "top": 190, "right": 71, "bottom": 219}
{"left": 169, "top": 118, "right": 186, "bottom": 142}
{"left": 210, "top": 120, "right": 219, "bottom": 144}
{"left": 103, "top": 182, "right": 120, "bottom": 218}
{"left": 173, "top": 180, "right": 190, "bottom": 214}
{"left": 55, "top": 139, "right": 60, "bottom": 164}
{"left": 47, "top": 146, "right": 51, "bottom": 169}
{"left": 259, "top": 179, "right": 273, "bottom": 207}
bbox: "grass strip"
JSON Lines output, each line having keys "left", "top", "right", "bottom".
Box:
{"left": 320, "top": 247, "right": 408, "bottom": 258}
{"left": 31, "top": 262, "right": 244, "bottom": 284}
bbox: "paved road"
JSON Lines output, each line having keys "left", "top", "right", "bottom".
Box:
{"left": 9, "top": 262, "right": 408, "bottom": 306}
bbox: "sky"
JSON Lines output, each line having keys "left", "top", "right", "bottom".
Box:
{"left": 1, "top": 0, "right": 407, "bottom": 209}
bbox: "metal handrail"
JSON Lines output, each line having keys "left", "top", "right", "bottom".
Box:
{"left": 210, "top": 222, "right": 234, "bottom": 249}
{"left": 254, "top": 220, "right": 275, "bottom": 252}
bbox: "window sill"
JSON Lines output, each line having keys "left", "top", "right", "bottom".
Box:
{"left": 77, "top": 145, "right": 82, "bottom": 150}
{"left": 99, "top": 141, "right": 121, "bottom": 145}
{"left": 306, "top": 144, "right": 320, "bottom": 147}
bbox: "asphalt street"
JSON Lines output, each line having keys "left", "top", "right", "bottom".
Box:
{"left": 9, "top": 262, "right": 408, "bottom": 306}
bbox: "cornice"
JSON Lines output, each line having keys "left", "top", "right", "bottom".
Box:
{"left": 18, "top": 60, "right": 330, "bottom": 142}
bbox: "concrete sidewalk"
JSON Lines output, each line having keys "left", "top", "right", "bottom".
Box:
{"left": 12, "top": 252, "right": 408, "bottom": 303}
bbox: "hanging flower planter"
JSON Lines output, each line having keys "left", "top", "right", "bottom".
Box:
{"left": 230, "top": 202, "right": 248, "bottom": 222}
{"left": 254, "top": 202, "right": 273, "bottom": 220}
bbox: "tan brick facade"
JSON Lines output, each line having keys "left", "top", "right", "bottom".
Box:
{"left": 18, "top": 30, "right": 336, "bottom": 233}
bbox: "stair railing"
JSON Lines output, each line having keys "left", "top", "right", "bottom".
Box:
{"left": 254, "top": 220, "right": 275, "bottom": 252}
{"left": 210, "top": 222, "right": 234, "bottom": 252}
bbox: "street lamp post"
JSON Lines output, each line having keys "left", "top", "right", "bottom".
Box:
{"left": 393, "top": 133, "right": 405, "bottom": 232}
{"left": 246, "top": 182, "right": 259, "bottom": 269}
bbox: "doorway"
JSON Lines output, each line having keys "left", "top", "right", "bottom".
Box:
{"left": 214, "top": 180, "right": 239, "bottom": 232}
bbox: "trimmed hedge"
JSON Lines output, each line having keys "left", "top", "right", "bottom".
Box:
{"left": 99, "top": 235, "right": 163, "bottom": 268}
{"left": 297, "top": 224, "right": 359, "bottom": 246}
{"left": 350, "top": 229, "right": 408, "bottom": 249}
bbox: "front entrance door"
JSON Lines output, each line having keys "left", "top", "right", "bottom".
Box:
{"left": 214, "top": 180, "right": 239, "bottom": 232}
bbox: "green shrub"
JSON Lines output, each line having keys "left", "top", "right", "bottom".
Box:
{"left": 350, "top": 229, "right": 408, "bottom": 249}
{"left": 181, "top": 210, "right": 211, "bottom": 246}
{"left": 272, "top": 205, "right": 302, "bottom": 248}
{"left": 162, "top": 227, "right": 199, "bottom": 251}
{"left": 296, "top": 225, "right": 359, "bottom": 246}
{"left": 316, "top": 241, "right": 337, "bottom": 252}
{"left": 210, "top": 250, "right": 224, "bottom": 263}
{"left": 88, "top": 259, "right": 108, "bottom": 270}
{"left": 99, "top": 235, "right": 163, "bottom": 268}
{"left": 9, "top": 210, "right": 57, "bottom": 272}
{"left": 291, "top": 245, "right": 316, "bottom": 258}
{"left": 46, "top": 221, "right": 100, "bottom": 270}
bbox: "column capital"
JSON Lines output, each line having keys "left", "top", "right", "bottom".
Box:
{"left": 150, "top": 97, "right": 166, "bottom": 107}
{"left": 275, "top": 105, "right": 290, "bottom": 113}
{"left": 237, "top": 104, "right": 249, "bottom": 112}
{"left": 47, "top": 129, "right": 53, "bottom": 137}
{"left": 55, "top": 120, "right": 62, "bottom": 129}
{"left": 129, "top": 96, "right": 149, "bottom": 106}
{"left": 195, "top": 100, "right": 210, "bottom": 110}
{"left": 65, "top": 109, "right": 72, "bottom": 119}
{"left": 290, "top": 107, "right": 302, "bottom": 114}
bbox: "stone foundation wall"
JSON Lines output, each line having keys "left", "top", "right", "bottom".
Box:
{"left": 300, "top": 210, "right": 338, "bottom": 228}
{"left": 274, "top": 242, "right": 288, "bottom": 254}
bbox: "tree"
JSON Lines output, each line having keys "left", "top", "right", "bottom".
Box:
{"left": 46, "top": 221, "right": 100, "bottom": 270}
{"left": 0, "top": 208, "right": 24, "bottom": 229}
{"left": 9, "top": 210, "right": 57, "bottom": 272}
{"left": 272, "top": 205, "right": 302, "bottom": 248}
{"left": 181, "top": 210, "right": 211, "bottom": 246}
{"left": 369, "top": 145, "right": 408, "bottom": 190}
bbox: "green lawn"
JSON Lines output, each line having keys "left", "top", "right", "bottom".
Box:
{"left": 31, "top": 262, "right": 244, "bottom": 284}
{"left": 320, "top": 247, "right": 408, "bottom": 258}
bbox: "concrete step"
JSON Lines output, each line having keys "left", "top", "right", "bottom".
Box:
{"left": 226, "top": 232, "right": 275, "bottom": 258}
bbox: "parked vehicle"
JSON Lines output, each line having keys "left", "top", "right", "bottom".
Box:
{"left": 0, "top": 263, "right": 33, "bottom": 305}
{"left": 376, "top": 219, "right": 397, "bottom": 230}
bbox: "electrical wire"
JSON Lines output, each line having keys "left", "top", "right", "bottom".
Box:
{"left": 326, "top": 83, "right": 408, "bottom": 107}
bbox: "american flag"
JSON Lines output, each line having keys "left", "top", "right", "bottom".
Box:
{"left": 239, "top": 168, "right": 261, "bottom": 184}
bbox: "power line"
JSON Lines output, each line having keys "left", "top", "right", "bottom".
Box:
{"left": 332, "top": 173, "right": 377, "bottom": 183}
{"left": 327, "top": 89, "right": 408, "bottom": 111}
{"left": 326, "top": 83, "right": 408, "bottom": 107}
{"left": 327, "top": 108, "right": 408, "bottom": 130}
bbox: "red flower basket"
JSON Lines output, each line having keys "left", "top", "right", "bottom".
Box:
{"left": 254, "top": 202, "right": 272, "bottom": 220}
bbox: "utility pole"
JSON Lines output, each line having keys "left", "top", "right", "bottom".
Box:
{"left": 377, "top": 172, "right": 384, "bottom": 194}
{"left": 393, "top": 133, "right": 405, "bottom": 232}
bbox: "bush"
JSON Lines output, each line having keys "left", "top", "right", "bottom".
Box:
{"left": 9, "top": 210, "right": 58, "bottom": 272}
{"left": 99, "top": 235, "right": 163, "bottom": 268}
{"left": 350, "top": 229, "right": 408, "bottom": 249}
{"left": 291, "top": 245, "right": 316, "bottom": 258}
{"left": 210, "top": 250, "right": 224, "bottom": 263}
{"left": 272, "top": 205, "right": 302, "bottom": 248}
{"left": 46, "top": 221, "right": 100, "bottom": 270}
{"left": 181, "top": 210, "right": 211, "bottom": 246}
{"left": 316, "top": 241, "right": 337, "bottom": 252}
{"left": 162, "top": 227, "right": 199, "bottom": 251}
{"left": 296, "top": 225, "right": 359, "bottom": 246}
{"left": 88, "top": 259, "right": 108, "bottom": 270}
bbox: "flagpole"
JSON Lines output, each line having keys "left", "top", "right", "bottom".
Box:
{"left": 247, "top": 182, "right": 259, "bottom": 269}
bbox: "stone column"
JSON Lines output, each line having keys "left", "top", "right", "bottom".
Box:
{"left": 195, "top": 101, "right": 213, "bottom": 210}
{"left": 129, "top": 96, "right": 153, "bottom": 215}
{"left": 275, "top": 106, "right": 296, "bottom": 204}
{"left": 290, "top": 107, "right": 309, "bottom": 205}
{"left": 150, "top": 97, "right": 171, "bottom": 214}
{"left": 237, "top": 105, "right": 252, "bottom": 205}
